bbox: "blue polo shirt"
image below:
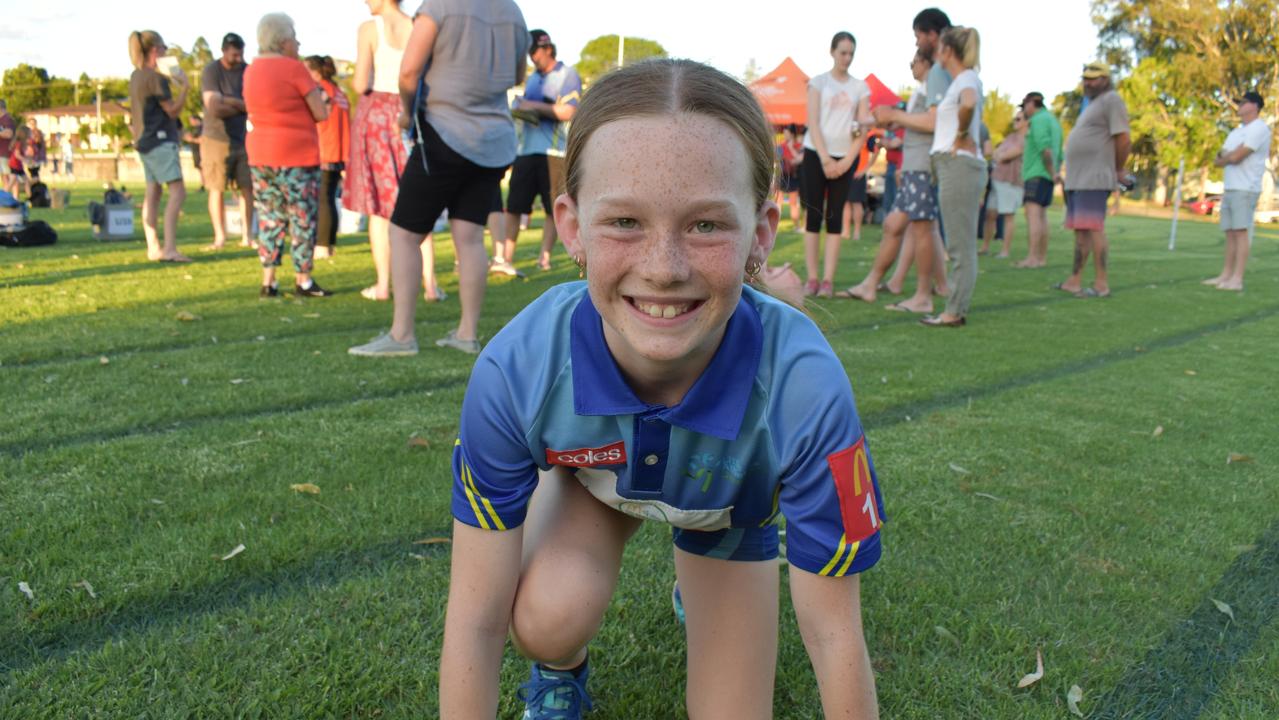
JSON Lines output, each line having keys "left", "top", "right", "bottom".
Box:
{"left": 452, "top": 283, "right": 884, "bottom": 577}
{"left": 516, "top": 60, "right": 582, "bottom": 157}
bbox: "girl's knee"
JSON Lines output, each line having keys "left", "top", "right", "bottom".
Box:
{"left": 509, "top": 595, "right": 596, "bottom": 664}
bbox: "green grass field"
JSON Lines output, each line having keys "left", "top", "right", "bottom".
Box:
{"left": 2, "top": 186, "right": 1276, "bottom": 718}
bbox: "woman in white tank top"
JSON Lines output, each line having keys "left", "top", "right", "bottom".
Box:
{"left": 343, "top": 0, "right": 444, "bottom": 302}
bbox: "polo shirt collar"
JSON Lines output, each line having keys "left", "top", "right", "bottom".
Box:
{"left": 569, "top": 291, "right": 762, "bottom": 441}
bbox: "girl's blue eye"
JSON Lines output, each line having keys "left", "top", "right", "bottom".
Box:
{"left": 694, "top": 221, "right": 717, "bottom": 233}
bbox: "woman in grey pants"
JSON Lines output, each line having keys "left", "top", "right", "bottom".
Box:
{"left": 923, "top": 26, "right": 985, "bottom": 327}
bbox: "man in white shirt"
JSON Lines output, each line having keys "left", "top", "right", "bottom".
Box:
{"left": 1205, "top": 91, "right": 1271, "bottom": 291}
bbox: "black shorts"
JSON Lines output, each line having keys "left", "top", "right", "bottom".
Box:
{"left": 390, "top": 121, "right": 507, "bottom": 233}
{"left": 847, "top": 157, "right": 867, "bottom": 203}
{"left": 1023, "top": 176, "right": 1054, "bottom": 207}
{"left": 506, "top": 154, "right": 551, "bottom": 215}
{"left": 799, "top": 149, "right": 853, "bottom": 234}
{"left": 779, "top": 170, "right": 801, "bottom": 193}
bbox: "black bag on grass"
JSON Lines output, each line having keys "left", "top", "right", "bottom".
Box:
{"left": 0, "top": 220, "right": 58, "bottom": 247}
{"left": 29, "top": 182, "right": 50, "bottom": 208}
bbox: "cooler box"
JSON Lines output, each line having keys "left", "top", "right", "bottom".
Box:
{"left": 226, "top": 204, "right": 258, "bottom": 236}
{"left": 93, "top": 204, "right": 135, "bottom": 240}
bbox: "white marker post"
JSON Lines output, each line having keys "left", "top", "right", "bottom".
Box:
{"left": 1168, "top": 157, "right": 1185, "bottom": 251}
{"left": 617, "top": 35, "right": 625, "bottom": 69}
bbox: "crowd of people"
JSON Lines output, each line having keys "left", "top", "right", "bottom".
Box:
{"left": 2, "top": 2, "right": 1251, "bottom": 718}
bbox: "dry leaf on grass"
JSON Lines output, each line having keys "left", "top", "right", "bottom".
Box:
{"left": 407, "top": 436, "right": 431, "bottom": 450}
{"left": 290, "top": 483, "right": 321, "bottom": 495}
{"left": 974, "top": 492, "right": 1004, "bottom": 502}
{"left": 1017, "top": 649, "right": 1044, "bottom": 689}
{"left": 409, "top": 553, "right": 428, "bottom": 560}
{"left": 413, "top": 537, "right": 451, "bottom": 546}
{"left": 1066, "top": 685, "right": 1084, "bottom": 717}
{"left": 230, "top": 378, "right": 248, "bottom": 385}
{"left": 99, "top": 356, "right": 110, "bottom": 365}
{"left": 303, "top": 313, "right": 320, "bottom": 319}
{"left": 175, "top": 311, "right": 201, "bottom": 322}
{"left": 1152, "top": 426, "right": 1164, "bottom": 438}
{"left": 73, "top": 580, "right": 97, "bottom": 599}
{"left": 1226, "top": 453, "right": 1253, "bottom": 465}
{"left": 1211, "top": 598, "right": 1235, "bottom": 621}
{"left": 1184, "top": 370, "right": 1197, "bottom": 376}
{"left": 949, "top": 463, "right": 970, "bottom": 475}
{"left": 934, "top": 625, "right": 960, "bottom": 646}
{"left": 221, "top": 544, "right": 246, "bottom": 561}
{"left": 18, "top": 581, "right": 34, "bottom": 601}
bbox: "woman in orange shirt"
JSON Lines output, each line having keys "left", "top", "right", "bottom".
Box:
{"left": 306, "top": 55, "right": 351, "bottom": 260}
{"left": 243, "top": 13, "right": 332, "bottom": 298}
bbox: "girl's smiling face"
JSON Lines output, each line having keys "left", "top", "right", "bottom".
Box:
{"left": 556, "top": 113, "right": 778, "bottom": 404}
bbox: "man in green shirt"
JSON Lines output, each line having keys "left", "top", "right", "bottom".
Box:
{"left": 1016, "top": 92, "right": 1062, "bottom": 268}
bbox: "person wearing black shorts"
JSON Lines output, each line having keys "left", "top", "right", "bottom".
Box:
{"left": 348, "top": 0, "right": 530, "bottom": 358}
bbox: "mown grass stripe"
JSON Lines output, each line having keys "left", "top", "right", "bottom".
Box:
{"left": 1091, "top": 519, "right": 1279, "bottom": 720}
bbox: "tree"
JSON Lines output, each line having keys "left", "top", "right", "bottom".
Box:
{"left": 983, "top": 89, "right": 1016, "bottom": 145}
{"left": 742, "top": 58, "right": 761, "bottom": 84}
{"left": 1091, "top": 0, "right": 1278, "bottom": 196}
{"left": 2, "top": 64, "right": 52, "bottom": 114}
{"left": 167, "top": 38, "right": 214, "bottom": 122}
{"left": 575, "top": 35, "right": 668, "bottom": 85}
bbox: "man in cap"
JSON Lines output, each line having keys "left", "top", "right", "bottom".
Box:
{"left": 1205, "top": 91, "right": 1270, "bottom": 291}
{"left": 494, "top": 28, "right": 581, "bottom": 275}
{"left": 201, "top": 32, "right": 254, "bottom": 250}
{"left": 1015, "top": 91, "right": 1062, "bottom": 268}
{"left": 1055, "top": 61, "right": 1130, "bottom": 298}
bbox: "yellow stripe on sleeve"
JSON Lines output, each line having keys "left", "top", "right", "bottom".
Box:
{"left": 819, "top": 533, "right": 849, "bottom": 576}
{"left": 466, "top": 463, "right": 507, "bottom": 531}
{"left": 460, "top": 467, "right": 490, "bottom": 530}
{"left": 835, "top": 540, "right": 861, "bottom": 577}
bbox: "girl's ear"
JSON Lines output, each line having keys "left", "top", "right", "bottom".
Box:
{"left": 749, "top": 199, "right": 780, "bottom": 269}
{"left": 554, "top": 193, "right": 582, "bottom": 260}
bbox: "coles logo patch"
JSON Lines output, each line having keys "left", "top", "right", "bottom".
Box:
{"left": 827, "top": 436, "right": 880, "bottom": 543}
{"left": 546, "top": 440, "right": 627, "bottom": 468}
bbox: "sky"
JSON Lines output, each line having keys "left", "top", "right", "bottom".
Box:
{"left": 1, "top": 0, "right": 1102, "bottom": 102}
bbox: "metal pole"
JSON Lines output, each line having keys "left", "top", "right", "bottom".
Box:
{"left": 617, "top": 35, "right": 625, "bottom": 69}
{"left": 1168, "top": 157, "right": 1185, "bottom": 251}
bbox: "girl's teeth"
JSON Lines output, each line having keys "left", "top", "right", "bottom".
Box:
{"left": 662, "top": 305, "right": 677, "bottom": 319}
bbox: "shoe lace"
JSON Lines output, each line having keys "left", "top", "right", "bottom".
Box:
{"left": 516, "top": 671, "right": 594, "bottom": 718}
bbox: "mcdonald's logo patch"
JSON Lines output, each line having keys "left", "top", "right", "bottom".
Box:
{"left": 827, "top": 436, "right": 880, "bottom": 542}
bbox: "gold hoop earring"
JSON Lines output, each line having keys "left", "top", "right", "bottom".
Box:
{"left": 745, "top": 259, "right": 763, "bottom": 283}
{"left": 574, "top": 255, "right": 586, "bottom": 279}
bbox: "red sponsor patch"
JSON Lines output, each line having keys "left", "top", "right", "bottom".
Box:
{"left": 827, "top": 436, "right": 880, "bottom": 542}
{"left": 546, "top": 440, "right": 627, "bottom": 468}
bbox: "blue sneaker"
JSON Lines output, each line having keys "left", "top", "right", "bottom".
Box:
{"left": 518, "top": 661, "right": 594, "bottom": 719}
{"left": 672, "top": 581, "right": 685, "bottom": 625}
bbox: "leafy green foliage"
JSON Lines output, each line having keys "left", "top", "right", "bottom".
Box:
{"left": 1092, "top": 0, "right": 1278, "bottom": 177}
{"left": 984, "top": 89, "right": 1016, "bottom": 145}
{"left": 2, "top": 64, "right": 52, "bottom": 114}
{"left": 575, "top": 35, "right": 668, "bottom": 85}
{"left": 166, "top": 37, "right": 215, "bottom": 124}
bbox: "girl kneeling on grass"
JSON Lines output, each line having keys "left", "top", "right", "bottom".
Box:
{"left": 440, "top": 59, "right": 884, "bottom": 719}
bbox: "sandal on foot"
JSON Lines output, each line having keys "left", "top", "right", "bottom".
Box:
{"left": 884, "top": 302, "right": 926, "bottom": 313}
{"left": 1075, "top": 287, "right": 1111, "bottom": 299}
{"left": 836, "top": 287, "right": 874, "bottom": 302}
{"left": 360, "top": 286, "right": 388, "bottom": 301}
{"left": 920, "top": 314, "right": 966, "bottom": 327}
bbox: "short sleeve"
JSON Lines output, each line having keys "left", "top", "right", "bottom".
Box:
{"left": 776, "top": 356, "right": 884, "bottom": 577}
{"left": 559, "top": 68, "right": 583, "bottom": 106}
{"left": 149, "top": 72, "right": 172, "bottom": 103}
{"left": 288, "top": 61, "right": 318, "bottom": 100}
{"left": 1106, "top": 95, "right": 1130, "bottom": 136}
{"left": 1243, "top": 121, "right": 1270, "bottom": 151}
{"left": 201, "top": 63, "right": 218, "bottom": 95}
{"left": 451, "top": 354, "right": 540, "bottom": 531}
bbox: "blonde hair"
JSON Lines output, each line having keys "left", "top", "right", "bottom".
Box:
{"left": 257, "top": 13, "right": 296, "bottom": 55}
{"left": 564, "top": 59, "right": 775, "bottom": 211}
{"left": 941, "top": 26, "right": 980, "bottom": 70}
{"left": 128, "top": 31, "right": 164, "bottom": 70}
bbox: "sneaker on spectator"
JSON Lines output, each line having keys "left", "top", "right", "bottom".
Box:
{"left": 348, "top": 332, "right": 418, "bottom": 357}
{"left": 518, "top": 661, "right": 593, "bottom": 720}
{"left": 435, "top": 330, "right": 481, "bottom": 355}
